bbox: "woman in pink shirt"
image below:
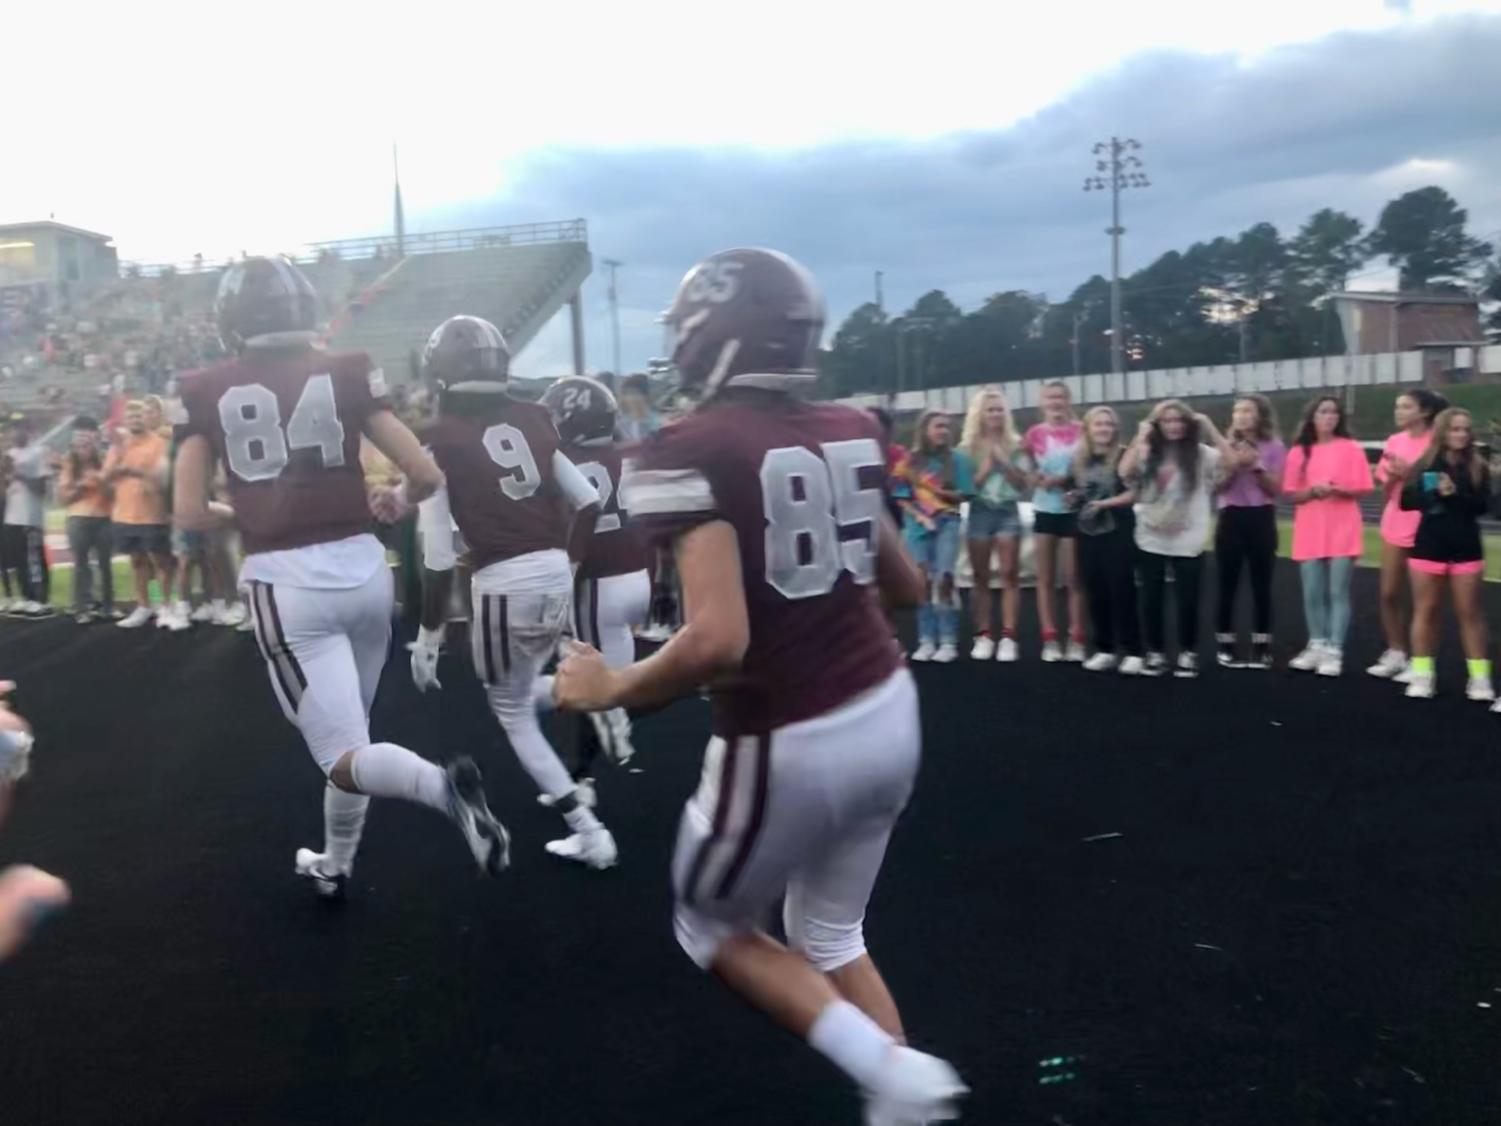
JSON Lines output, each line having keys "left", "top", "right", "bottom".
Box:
{"left": 1366, "top": 389, "right": 1447, "bottom": 682}
{"left": 1282, "top": 396, "right": 1373, "bottom": 677}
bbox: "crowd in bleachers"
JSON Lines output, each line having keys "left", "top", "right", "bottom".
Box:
{"left": 883, "top": 381, "right": 1500, "bottom": 704}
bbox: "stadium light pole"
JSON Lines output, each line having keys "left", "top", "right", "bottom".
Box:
{"left": 602, "top": 258, "right": 623, "bottom": 375}
{"left": 1084, "top": 138, "right": 1150, "bottom": 375}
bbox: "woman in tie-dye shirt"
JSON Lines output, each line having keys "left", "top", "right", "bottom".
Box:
{"left": 1023, "top": 382, "right": 1086, "bottom": 662}
{"left": 893, "top": 410, "right": 974, "bottom": 663}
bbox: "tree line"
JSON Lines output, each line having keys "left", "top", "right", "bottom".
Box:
{"left": 820, "top": 185, "right": 1499, "bottom": 398}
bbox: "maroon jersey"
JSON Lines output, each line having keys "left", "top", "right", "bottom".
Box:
{"left": 622, "top": 391, "right": 898, "bottom": 736}
{"left": 421, "top": 399, "right": 568, "bottom": 569}
{"left": 179, "top": 349, "right": 387, "bottom": 555}
{"left": 563, "top": 440, "right": 648, "bottom": 579}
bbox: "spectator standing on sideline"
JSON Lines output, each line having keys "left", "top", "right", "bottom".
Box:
{"left": 105, "top": 401, "right": 187, "bottom": 630}
{"left": 57, "top": 417, "right": 115, "bottom": 622}
{"left": 1065, "top": 406, "right": 1141, "bottom": 675}
{"left": 2, "top": 418, "right": 54, "bottom": 617}
{"left": 867, "top": 407, "right": 906, "bottom": 528}
{"left": 893, "top": 410, "right": 974, "bottom": 663}
{"left": 1024, "top": 382, "right": 1086, "bottom": 662}
{"left": 1398, "top": 408, "right": 1494, "bottom": 703}
{"left": 616, "top": 373, "right": 661, "bottom": 443}
{"left": 1214, "top": 394, "right": 1286, "bottom": 670}
{"left": 1120, "top": 399, "right": 1230, "bottom": 678}
{"left": 1368, "top": 389, "right": 1446, "bottom": 682}
{"left": 1283, "top": 396, "right": 1372, "bottom": 678}
{"left": 960, "top": 388, "right": 1030, "bottom": 662}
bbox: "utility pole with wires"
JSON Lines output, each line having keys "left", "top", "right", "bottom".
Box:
{"left": 1085, "top": 137, "right": 1150, "bottom": 375}
{"left": 601, "top": 258, "right": 623, "bottom": 375}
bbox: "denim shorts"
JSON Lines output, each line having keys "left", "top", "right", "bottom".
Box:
{"left": 967, "top": 502, "right": 1021, "bottom": 541}
{"left": 904, "top": 515, "right": 962, "bottom": 576}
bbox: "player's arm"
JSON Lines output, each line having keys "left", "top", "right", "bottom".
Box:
{"left": 409, "top": 484, "right": 458, "bottom": 691}
{"left": 365, "top": 410, "right": 443, "bottom": 504}
{"left": 552, "top": 450, "right": 601, "bottom": 565}
{"left": 172, "top": 435, "right": 232, "bottom": 531}
{"left": 556, "top": 520, "right": 747, "bottom": 712}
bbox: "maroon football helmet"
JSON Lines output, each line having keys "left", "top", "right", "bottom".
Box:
{"left": 662, "top": 248, "right": 825, "bottom": 398}
{"left": 540, "top": 376, "right": 617, "bottom": 445}
{"left": 215, "top": 256, "right": 321, "bottom": 352}
{"left": 422, "top": 315, "right": 511, "bottom": 387}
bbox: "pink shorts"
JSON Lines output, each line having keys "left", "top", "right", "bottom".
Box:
{"left": 1409, "top": 558, "right": 1484, "bottom": 577}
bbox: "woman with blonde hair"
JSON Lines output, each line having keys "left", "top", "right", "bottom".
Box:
{"left": 1398, "top": 407, "right": 1494, "bottom": 702}
{"left": 1064, "top": 406, "right": 1142, "bottom": 674}
{"left": 959, "top": 387, "right": 1030, "bottom": 661}
{"left": 1023, "top": 381, "right": 1086, "bottom": 661}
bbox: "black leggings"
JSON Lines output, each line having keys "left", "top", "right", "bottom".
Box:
{"left": 1138, "top": 549, "right": 1203, "bottom": 654}
{"left": 1214, "top": 506, "right": 1277, "bottom": 635}
{"left": 0, "top": 525, "right": 49, "bottom": 604}
{"left": 1077, "top": 527, "right": 1141, "bottom": 655}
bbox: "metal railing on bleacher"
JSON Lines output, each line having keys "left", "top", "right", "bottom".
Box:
{"left": 118, "top": 220, "right": 589, "bottom": 279}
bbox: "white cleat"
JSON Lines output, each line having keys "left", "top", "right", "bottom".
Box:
{"left": 445, "top": 757, "right": 511, "bottom": 875}
{"left": 862, "top": 1046, "right": 968, "bottom": 1126}
{"left": 544, "top": 828, "right": 618, "bottom": 870}
{"left": 294, "top": 848, "right": 348, "bottom": 900}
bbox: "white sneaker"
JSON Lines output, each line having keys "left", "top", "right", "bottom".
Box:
{"left": 1490, "top": 696, "right": 1501, "bottom": 715}
{"left": 215, "top": 602, "right": 248, "bottom": 627}
{"left": 1119, "top": 655, "right": 1145, "bottom": 677}
{"left": 16, "top": 600, "right": 45, "bottom": 617}
{"left": 1065, "top": 639, "right": 1087, "bottom": 663}
{"left": 862, "top": 1046, "right": 968, "bottom": 1126}
{"left": 294, "top": 848, "right": 348, "bottom": 899}
{"left": 1141, "top": 652, "right": 1168, "bottom": 677}
{"left": 537, "top": 778, "right": 598, "bottom": 810}
{"left": 1466, "top": 677, "right": 1494, "bottom": 703}
{"left": 1405, "top": 673, "right": 1436, "bottom": 699}
{"left": 1041, "top": 639, "right": 1063, "bottom": 663}
{"left": 995, "top": 636, "right": 1018, "bottom": 663}
{"left": 545, "top": 828, "right": 618, "bottom": 870}
{"left": 117, "top": 606, "right": 154, "bottom": 629}
{"left": 932, "top": 643, "right": 959, "bottom": 664}
{"left": 969, "top": 635, "right": 995, "bottom": 661}
{"left": 1083, "top": 652, "right": 1117, "bottom": 673}
{"left": 1393, "top": 665, "right": 1415, "bottom": 685}
{"left": 910, "top": 641, "right": 936, "bottom": 663}
{"left": 1366, "top": 649, "right": 1408, "bottom": 679}
{"left": 1316, "top": 648, "right": 1343, "bottom": 677}
{"left": 1288, "top": 643, "right": 1325, "bottom": 672}
{"left": 445, "top": 757, "right": 511, "bottom": 875}
{"left": 161, "top": 604, "right": 190, "bottom": 632}
{"left": 1174, "top": 651, "right": 1200, "bottom": 679}
{"left": 190, "top": 602, "right": 216, "bottom": 623}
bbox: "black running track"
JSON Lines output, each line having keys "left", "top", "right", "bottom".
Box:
{"left": 2, "top": 565, "right": 1499, "bottom": 1126}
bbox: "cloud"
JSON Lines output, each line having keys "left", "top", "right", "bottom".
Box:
{"left": 413, "top": 15, "right": 1501, "bottom": 378}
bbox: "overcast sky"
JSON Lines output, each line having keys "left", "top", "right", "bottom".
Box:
{"left": 7, "top": 0, "right": 1500, "bottom": 376}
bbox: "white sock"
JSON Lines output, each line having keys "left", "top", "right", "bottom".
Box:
{"left": 532, "top": 676, "right": 555, "bottom": 714}
{"left": 563, "top": 804, "right": 603, "bottom": 834}
{"left": 348, "top": 742, "right": 450, "bottom": 815}
{"left": 808, "top": 1000, "right": 894, "bottom": 1090}
{"left": 322, "top": 783, "right": 369, "bottom": 873}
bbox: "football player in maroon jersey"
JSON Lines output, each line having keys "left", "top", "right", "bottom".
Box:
{"left": 173, "top": 258, "right": 511, "bottom": 899}
{"left": 532, "top": 376, "right": 649, "bottom": 785}
{"left": 408, "top": 317, "right": 619, "bottom": 870}
{"left": 555, "top": 249, "right": 966, "bottom": 1123}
